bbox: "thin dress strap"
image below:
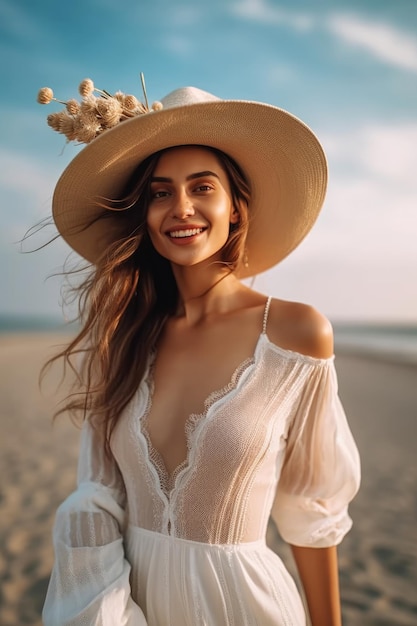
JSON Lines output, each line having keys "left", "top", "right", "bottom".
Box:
{"left": 262, "top": 296, "right": 272, "bottom": 335}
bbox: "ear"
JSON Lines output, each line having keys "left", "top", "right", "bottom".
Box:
{"left": 230, "top": 205, "right": 240, "bottom": 225}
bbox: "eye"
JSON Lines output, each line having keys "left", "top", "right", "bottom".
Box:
{"left": 151, "top": 189, "right": 170, "bottom": 199}
{"left": 195, "top": 184, "right": 213, "bottom": 192}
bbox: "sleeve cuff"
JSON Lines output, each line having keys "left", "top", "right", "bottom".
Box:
{"left": 272, "top": 492, "right": 353, "bottom": 548}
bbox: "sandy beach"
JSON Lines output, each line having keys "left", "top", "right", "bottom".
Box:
{"left": 0, "top": 333, "right": 416, "bottom": 625}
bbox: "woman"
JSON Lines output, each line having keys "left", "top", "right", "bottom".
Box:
{"left": 38, "top": 80, "right": 360, "bottom": 625}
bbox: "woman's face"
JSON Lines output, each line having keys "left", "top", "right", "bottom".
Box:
{"left": 146, "top": 146, "right": 239, "bottom": 269}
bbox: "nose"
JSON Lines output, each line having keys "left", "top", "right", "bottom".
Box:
{"left": 171, "top": 189, "right": 195, "bottom": 219}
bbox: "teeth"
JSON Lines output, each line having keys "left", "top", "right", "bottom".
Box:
{"left": 169, "top": 228, "right": 204, "bottom": 238}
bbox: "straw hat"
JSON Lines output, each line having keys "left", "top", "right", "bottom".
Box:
{"left": 45, "top": 83, "right": 327, "bottom": 277}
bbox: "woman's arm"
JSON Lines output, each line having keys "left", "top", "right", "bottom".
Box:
{"left": 291, "top": 545, "right": 342, "bottom": 626}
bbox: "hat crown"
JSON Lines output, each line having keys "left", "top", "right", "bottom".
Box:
{"left": 161, "top": 86, "right": 220, "bottom": 110}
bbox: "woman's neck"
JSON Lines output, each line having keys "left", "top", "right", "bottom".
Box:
{"left": 172, "top": 263, "right": 245, "bottom": 325}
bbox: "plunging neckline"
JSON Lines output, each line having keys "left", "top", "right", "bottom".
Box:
{"left": 140, "top": 331, "right": 265, "bottom": 498}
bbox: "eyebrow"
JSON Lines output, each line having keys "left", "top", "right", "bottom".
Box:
{"left": 151, "top": 170, "right": 220, "bottom": 183}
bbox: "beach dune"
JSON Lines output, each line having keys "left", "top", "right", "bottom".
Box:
{"left": 0, "top": 333, "right": 416, "bottom": 625}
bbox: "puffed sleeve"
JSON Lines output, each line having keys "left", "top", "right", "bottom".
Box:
{"left": 271, "top": 358, "right": 360, "bottom": 548}
{"left": 43, "top": 419, "right": 147, "bottom": 625}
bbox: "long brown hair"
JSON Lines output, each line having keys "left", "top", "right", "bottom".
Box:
{"left": 47, "top": 146, "right": 251, "bottom": 450}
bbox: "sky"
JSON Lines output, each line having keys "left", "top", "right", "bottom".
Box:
{"left": 1, "top": 0, "right": 416, "bottom": 322}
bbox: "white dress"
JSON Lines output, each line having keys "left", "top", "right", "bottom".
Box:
{"left": 43, "top": 298, "right": 360, "bottom": 625}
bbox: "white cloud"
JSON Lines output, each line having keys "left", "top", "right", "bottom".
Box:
{"left": 0, "top": 149, "right": 73, "bottom": 316}
{"left": 262, "top": 62, "right": 297, "bottom": 85}
{"left": 0, "top": 150, "right": 65, "bottom": 259}
{"left": 233, "top": 2, "right": 417, "bottom": 74}
{"left": 169, "top": 5, "right": 205, "bottom": 27}
{"left": 318, "top": 123, "right": 417, "bottom": 263}
{"left": 323, "top": 179, "right": 417, "bottom": 262}
{"left": 322, "top": 123, "right": 417, "bottom": 188}
{"left": 327, "top": 13, "right": 417, "bottom": 73}
{"left": 232, "top": 0, "right": 314, "bottom": 31}
{"left": 0, "top": 149, "right": 58, "bottom": 216}
{"left": 162, "top": 35, "right": 194, "bottom": 57}
{"left": 357, "top": 125, "right": 417, "bottom": 186}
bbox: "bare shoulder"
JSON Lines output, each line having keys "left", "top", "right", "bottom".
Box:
{"left": 267, "top": 298, "right": 334, "bottom": 359}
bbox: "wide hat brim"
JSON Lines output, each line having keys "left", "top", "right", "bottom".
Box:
{"left": 52, "top": 89, "right": 327, "bottom": 278}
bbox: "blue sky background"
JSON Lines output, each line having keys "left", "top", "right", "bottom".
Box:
{"left": 1, "top": 0, "right": 416, "bottom": 321}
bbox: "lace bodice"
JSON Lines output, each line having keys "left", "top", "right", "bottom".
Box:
{"left": 140, "top": 347, "right": 255, "bottom": 497}
{"left": 139, "top": 296, "right": 274, "bottom": 498}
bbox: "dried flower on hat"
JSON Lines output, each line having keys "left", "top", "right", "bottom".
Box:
{"left": 66, "top": 99, "right": 80, "bottom": 115}
{"left": 96, "top": 98, "right": 123, "bottom": 127}
{"left": 37, "top": 87, "right": 54, "bottom": 104}
{"left": 47, "top": 112, "right": 66, "bottom": 132}
{"left": 74, "top": 117, "right": 101, "bottom": 143}
{"left": 59, "top": 114, "right": 78, "bottom": 142}
{"left": 79, "top": 78, "right": 94, "bottom": 98}
{"left": 37, "top": 72, "right": 163, "bottom": 145}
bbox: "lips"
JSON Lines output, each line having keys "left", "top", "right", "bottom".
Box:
{"left": 167, "top": 227, "right": 206, "bottom": 239}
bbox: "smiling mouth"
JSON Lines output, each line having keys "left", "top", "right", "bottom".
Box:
{"left": 168, "top": 227, "right": 206, "bottom": 239}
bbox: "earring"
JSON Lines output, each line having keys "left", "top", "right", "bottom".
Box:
{"left": 243, "top": 248, "right": 249, "bottom": 269}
